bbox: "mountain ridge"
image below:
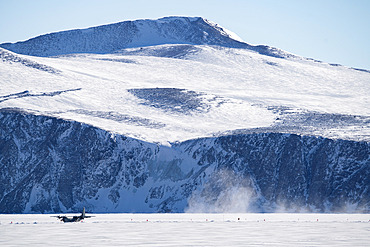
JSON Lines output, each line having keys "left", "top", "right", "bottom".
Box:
{"left": 0, "top": 16, "right": 293, "bottom": 59}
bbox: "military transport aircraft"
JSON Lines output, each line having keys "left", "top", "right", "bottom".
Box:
{"left": 51, "top": 207, "right": 94, "bottom": 223}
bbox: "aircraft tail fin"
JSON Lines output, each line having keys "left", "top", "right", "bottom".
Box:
{"left": 82, "top": 207, "right": 86, "bottom": 218}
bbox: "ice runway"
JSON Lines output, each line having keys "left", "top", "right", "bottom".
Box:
{"left": 1, "top": 213, "right": 369, "bottom": 246}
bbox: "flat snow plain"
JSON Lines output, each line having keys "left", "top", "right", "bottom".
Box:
{"left": 1, "top": 213, "right": 369, "bottom": 246}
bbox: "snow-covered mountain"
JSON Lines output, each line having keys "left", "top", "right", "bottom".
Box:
{"left": 0, "top": 17, "right": 369, "bottom": 213}
{"left": 0, "top": 16, "right": 292, "bottom": 58}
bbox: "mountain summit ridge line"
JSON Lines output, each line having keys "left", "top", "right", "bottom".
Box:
{"left": 0, "top": 16, "right": 291, "bottom": 59}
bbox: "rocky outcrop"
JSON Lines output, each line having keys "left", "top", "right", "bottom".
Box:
{"left": 0, "top": 110, "right": 368, "bottom": 213}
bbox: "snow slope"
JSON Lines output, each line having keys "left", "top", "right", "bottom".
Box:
{"left": 0, "top": 42, "right": 369, "bottom": 144}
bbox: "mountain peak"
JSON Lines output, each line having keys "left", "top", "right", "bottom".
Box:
{"left": 154, "top": 16, "right": 243, "bottom": 41}
{"left": 0, "top": 16, "right": 290, "bottom": 58}
{"left": 0, "top": 16, "right": 245, "bottom": 57}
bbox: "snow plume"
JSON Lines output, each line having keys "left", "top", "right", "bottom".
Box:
{"left": 322, "top": 200, "right": 370, "bottom": 214}
{"left": 271, "top": 200, "right": 311, "bottom": 213}
{"left": 185, "top": 169, "right": 258, "bottom": 213}
{"left": 270, "top": 196, "right": 369, "bottom": 214}
{"left": 333, "top": 202, "right": 369, "bottom": 214}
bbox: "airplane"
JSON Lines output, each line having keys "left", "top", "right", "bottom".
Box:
{"left": 51, "top": 207, "right": 94, "bottom": 223}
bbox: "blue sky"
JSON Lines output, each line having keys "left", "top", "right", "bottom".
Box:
{"left": 0, "top": 0, "right": 369, "bottom": 69}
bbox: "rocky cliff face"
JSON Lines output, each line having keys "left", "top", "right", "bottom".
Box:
{"left": 1, "top": 110, "right": 368, "bottom": 213}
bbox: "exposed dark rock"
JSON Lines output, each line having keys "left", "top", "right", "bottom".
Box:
{"left": 0, "top": 110, "right": 368, "bottom": 213}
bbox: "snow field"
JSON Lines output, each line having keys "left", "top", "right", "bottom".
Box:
{"left": 1, "top": 44, "right": 369, "bottom": 144}
{"left": 0, "top": 213, "right": 369, "bottom": 246}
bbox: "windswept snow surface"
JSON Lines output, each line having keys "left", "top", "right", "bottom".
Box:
{"left": 0, "top": 44, "right": 369, "bottom": 144}
{"left": 0, "top": 17, "right": 251, "bottom": 57}
{"left": 0, "top": 213, "right": 369, "bottom": 246}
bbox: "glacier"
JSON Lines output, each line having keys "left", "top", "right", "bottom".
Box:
{"left": 0, "top": 16, "right": 369, "bottom": 213}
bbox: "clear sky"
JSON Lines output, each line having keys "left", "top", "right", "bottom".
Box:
{"left": 0, "top": 0, "right": 369, "bottom": 69}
